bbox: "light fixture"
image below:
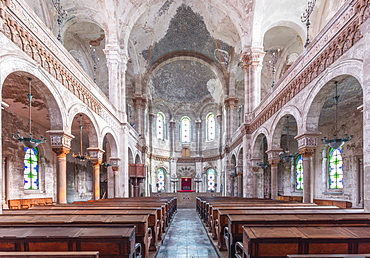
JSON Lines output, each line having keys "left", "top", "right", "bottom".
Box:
{"left": 257, "top": 163, "right": 269, "bottom": 169}
{"left": 279, "top": 116, "right": 298, "bottom": 162}
{"left": 321, "top": 81, "right": 353, "bottom": 149}
{"left": 268, "top": 49, "right": 280, "bottom": 87}
{"left": 52, "top": 0, "right": 68, "bottom": 43}
{"left": 72, "top": 114, "right": 90, "bottom": 161}
{"left": 89, "top": 45, "right": 99, "bottom": 84}
{"left": 100, "top": 141, "right": 111, "bottom": 167}
{"left": 12, "top": 78, "right": 46, "bottom": 148}
{"left": 301, "top": 0, "right": 316, "bottom": 48}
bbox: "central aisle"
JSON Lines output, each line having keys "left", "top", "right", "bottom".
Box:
{"left": 155, "top": 209, "right": 220, "bottom": 258}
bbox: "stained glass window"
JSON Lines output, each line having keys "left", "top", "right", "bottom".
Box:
{"left": 157, "top": 112, "right": 165, "bottom": 140}
{"left": 181, "top": 116, "right": 190, "bottom": 143}
{"left": 328, "top": 147, "right": 343, "bottom": 189}
{"left": 295, "top": 154, "right": 303, "bottom": 190}
{"left": 207, "top": 168, "right": 215, "bottom": 191}
{"left": 157, "top": 168, "right": 165, "bottom": 191}
{"left": 206, "top": 113, "right": 215, "bottom": 141}
{"left": 24, "top": 147, "right": 39, "bottom": 190}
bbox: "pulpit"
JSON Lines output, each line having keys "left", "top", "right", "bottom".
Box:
{"left": 129, "top": 164, "right": 145, "bottom": 197}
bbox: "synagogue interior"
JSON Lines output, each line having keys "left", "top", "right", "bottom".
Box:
{"left": 0, "top": 0, "right": 370, "bottom": 257}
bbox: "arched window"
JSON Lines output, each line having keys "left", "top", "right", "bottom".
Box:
{"left": 295, "top": 154, "right": 303, "bottom": 190}
{"left": 328, "top": 147, "right": 343, "bottom": 189}
{"left": 157, "top": 112, "right": 165, "bottom": 140}
{"left": 206, "top": 113, "right": 215, "bottom": 141}
{"left": 181, "top": 116, "right": 190, "bottom": 143}
{"left": 157, "top": 168, "right": 165, "bottom": 191}
{"left": 24, "top": 147, "right": 39, "bottom": 190}
{"left": 207, "top": 168, "right": 215, "bottom": 191}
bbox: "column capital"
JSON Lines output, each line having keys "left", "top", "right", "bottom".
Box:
{"left": 133, "top": 94, "right": 147, "bottom": 108}
{"left": 169, "top": 120, "right": 176, "bottom": 128}
{"left": 241, "top": 47, "right": 265, "bottom": 69}
{"left": 109, "top": 157, "right": 120, "bottom": 171}
{"left": 295, "top": 132, "right": 322, "bottom": 153}
{"left": 224, "top": 95, "right": 238, "bottom": 109}
{"left": 46, "top": 130, "right": 74, "bottom": 155}
{"left": 266, "top": 149, "right": 283, "bottom": 166}
{"left": 87, "top": 147, "right": 105, "bottom": 164}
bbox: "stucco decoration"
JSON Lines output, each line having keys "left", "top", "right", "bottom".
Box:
{"left": 149, "top": 60, "right": 221, "bottom": 109}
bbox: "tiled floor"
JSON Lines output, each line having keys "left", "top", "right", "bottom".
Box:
{"left": 155, "top": 209, "right": 220, "bottom": 258}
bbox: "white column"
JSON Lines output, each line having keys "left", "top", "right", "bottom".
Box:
{"left": 108, "top": 157, "right": 120, "bottom": 198}
{"left": 47, "top": 131, "right": 74, "bottom": 204}
{"left": 242, "top": 47, "right": 265, "bottom": 121}
{"left": 103, "top": 45, "right": 120, "bottom": 109}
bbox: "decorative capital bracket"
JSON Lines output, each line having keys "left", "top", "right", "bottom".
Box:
{"left": 46, "top": 130, "right": 74, "bottom": 154}
{"left": 87, "top": 147, "right": 105, "bottom": 164}
{"left": 266, "top": 149, "right": 283, "bottom": 166}
{"left": 295, "top": 131, "right": 322, "bottom": 149}
{"left": 109, "top": 157, "right": 120, "bottom": 171}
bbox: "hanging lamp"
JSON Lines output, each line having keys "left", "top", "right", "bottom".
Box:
{"left": 12, "top": 78, "right": 46, "bottom": 148}
{"left": 279, "top": 116, "right": 297, "bottom": 162}
{"left": 72, "top": 114, "right": 90, "bottom": 161}
{"left": 321, "top": 81, "right": 353, "bottom": 149}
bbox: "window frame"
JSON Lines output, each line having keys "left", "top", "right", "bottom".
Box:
{"left": 157, "top": 112, "right": 165, "bottom": 140}
{"left": 181, "top": 116, "right": 191, "bottom": 143}
{"left": 23, "top": 147, "right": 39, "bottom": 190}
{"left": 206, "top": 113, "right": 215, "bottom": 142}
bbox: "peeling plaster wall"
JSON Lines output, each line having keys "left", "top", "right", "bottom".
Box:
{"left": 2, "top": 110, "right": 56, "bottom": 202}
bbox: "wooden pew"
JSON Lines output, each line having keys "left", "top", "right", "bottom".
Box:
{"left": 227, "top": 213, "right": 370, "bottom": 258}
{"left": 0, "top": 214, "right": 150, "bottom": 258}
{"left": 0, "top": 251, "right": 99, "bottom": 257}
{"left": 32, "top": 203, "right": 168, "bottom": 235}
{"left": 240, "top": 226, "right": 370, "bottom": 258}
{"left": 4, "top": 208, "right": 161, "bottom": 252}
{"left": 8, "top": 198, "right": 53, "bottom": 209}
{"left": 314, "top": 198, "right": 352, "bottom": 208}
{"left": 287, "top": 255, "right": 370, "bottom": 258}
{"left": 0, "top": 225, "right": 136, "bottom": 258}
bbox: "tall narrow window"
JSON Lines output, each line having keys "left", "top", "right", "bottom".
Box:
{"left": 157, "top": 168, "right": 165, "bottom": 191}
{"left": 328, "top": 147, "right": 343, "bottom": 189}
{"left": 24, "top": 147, "right": 39, "bottom": 190}
{"left": 207, "top": 168, "right": 215, "bottom": 191}
{"left": 181, "top": 116, "right": 190, "bottom": 143}
{"left": 295, "top": 154, "right": 303, "bottom": 190}
{"left": 157, "top": 112, "right": 165, "bottom": 140}
{"left": 206, "top": 113, "right": 215, "bottom": 141}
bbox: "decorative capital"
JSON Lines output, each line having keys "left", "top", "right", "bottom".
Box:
{"left": 224, "top": 96, "right": 238, "bottom": 109}
{"left": 252, "top": 166, "right": 260, "bottom": 173}
{"left": 241, "top": 47, "right": 265, "bottom": 69}
{"left": 46, "top": 130, "right": 74, "bottom": 150}
{"left": 295, "top": 132, "right": 321, "bottom": 150}
{"left": 109, "top": 157, "right": 120, "bottom": 171}
{"left": 87, "top": 147, "right": 105, "bottom": 163}
{"left": 266, "top": 149, "right": 283, "bottom": 165}
{"left": 52, "top": 147, "right": 70, "bottom": 157}
{"left": 133, "top": 94, "right": 147, "bottom": 108}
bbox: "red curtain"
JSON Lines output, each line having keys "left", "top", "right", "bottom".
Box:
{"left": 181, "top": 177, "right": 192, "bottom": 190}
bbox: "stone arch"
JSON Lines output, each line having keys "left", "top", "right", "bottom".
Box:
{"left": 134, "top": 154, "right": 142, "bottom": 164}
{"left": 101, "top": 128, "right": 119, "bottom": 158}
{"left": 0, "top": 59, "right": 65, "bottom": 131}
{"left": 67, "top": 105, "right": 100, "bottom": 147}
{"left": 128, "top": 147, "right": 134, "bottom": 164}
{"left": 270, "top": 107, "right": 302, "bottom": 150}
{"left": 303, "top": 60, "right": 363, "bottom": 133}
{"left": 120, "top": 0, "right": 245, "bottom": 54}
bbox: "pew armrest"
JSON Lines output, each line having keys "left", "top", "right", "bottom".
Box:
{"left": 224, "top": 226, "right": 230, "bottom": 250}
{"left": 235, "top": 241, "right": 244, "bottom": 258}
{"left": 134, "top": 243, "right": 142, "bottom": 258}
